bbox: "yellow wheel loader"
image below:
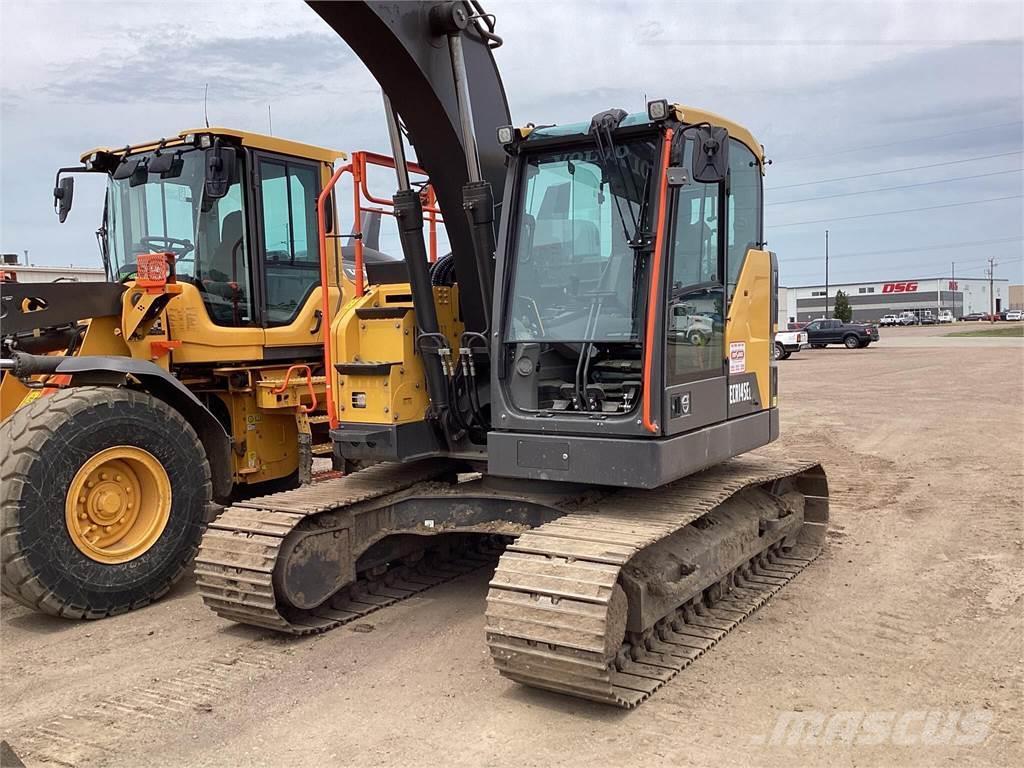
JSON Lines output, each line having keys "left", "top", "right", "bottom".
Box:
{"left": 192, "top": 0, "right": 831, "bottom": 709}
{"left": 0, "top": 129, "right": 387, "bottom": 618}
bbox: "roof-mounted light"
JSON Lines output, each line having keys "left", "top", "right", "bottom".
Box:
{"left": 496, "top": 125, "right": 515, "bottom": 146}
{"left": 647, "top": 99, "right": 669, "bottom": 122}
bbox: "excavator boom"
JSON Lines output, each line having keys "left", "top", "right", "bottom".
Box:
{"left": 308, "top": 0, "right": 510, "bottom": 333}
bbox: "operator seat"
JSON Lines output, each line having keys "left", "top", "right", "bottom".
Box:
{"left": 207, "top": 210, "right": 244, "bottom": 282}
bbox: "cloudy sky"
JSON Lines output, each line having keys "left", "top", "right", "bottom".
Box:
{"left": 1, "top": 0, "right": 1022, "bottom": 285}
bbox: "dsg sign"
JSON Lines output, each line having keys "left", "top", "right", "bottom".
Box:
{"left": 882, "top": 281, "right": 918, "bottom": 293}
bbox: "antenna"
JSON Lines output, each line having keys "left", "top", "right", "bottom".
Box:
{"left": 204, "top": 83, "right": 210, "bottom": 128}
{"left": 268, "top": 104, "right": 273, "bottom": 136}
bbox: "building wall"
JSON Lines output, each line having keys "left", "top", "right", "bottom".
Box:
{"left": 783, "top": 278, "right": 1007, "bottom": 322}
{"left": 1010, "top": 285, "right": 1024, "bottom": 311}
{"left": 1, "top": 265, "right": 106, "bottom": 283}
{"left": 777, "top": 286, "right": 789, "bottom": 328}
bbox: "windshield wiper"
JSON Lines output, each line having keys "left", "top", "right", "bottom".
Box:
{"left": 588, "top": 109, "right": 653, "bottom": 252}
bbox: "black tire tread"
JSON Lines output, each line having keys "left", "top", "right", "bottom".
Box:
{"left": 0, "top": 387, "right": 212, "bottom": 619}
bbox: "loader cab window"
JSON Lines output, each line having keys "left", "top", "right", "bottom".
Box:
{"left": 258, "top": 158, "right": 321, "bottom": 326}
{"left": 106, "top": 146, "right": 255, "bottom": 327}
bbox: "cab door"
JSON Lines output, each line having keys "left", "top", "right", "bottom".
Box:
{"left": 252, "top": 151, "right": 334, "bottom": 356}
{"left": 663, "top": 166, "right": 728, "bottom": 435}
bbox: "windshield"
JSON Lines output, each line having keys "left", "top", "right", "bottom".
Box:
{"left": 506, "top": 137, "right": 658, "bottom": 343}
{"left": 105, "top": 146, "right": 253, "bottom": 324}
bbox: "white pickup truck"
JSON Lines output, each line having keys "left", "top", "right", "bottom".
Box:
{"left": 774, "top": 329, "right": 808, "bottom": 360}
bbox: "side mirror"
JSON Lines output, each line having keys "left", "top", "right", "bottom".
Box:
{"left": 54, "top": 177, "right": 74, "bottom": 223}
{"left": 204, "top": 143, "right": 236, "bottom": 200}
{"left": 692, "top": 127, "right": 730, "bottom": 184}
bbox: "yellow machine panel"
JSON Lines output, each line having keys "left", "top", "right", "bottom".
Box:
{"left": 725, "top": 249, "right": 773, "bottom": 408}
{"left": 332, "top": 283, "right": 462, "bottom": 426}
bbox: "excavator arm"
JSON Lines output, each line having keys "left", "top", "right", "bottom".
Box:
{"left": 307, "top": 1, "right": 510, "bottom": 334}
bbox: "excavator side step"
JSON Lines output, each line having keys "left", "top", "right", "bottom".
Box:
{"left": 484, "top": 457, "right": 828, "bottom": 707}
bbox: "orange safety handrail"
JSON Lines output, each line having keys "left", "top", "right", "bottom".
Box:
{"left": 641, "top": 127, "right": 675, "bottom": 434}
{"left": 317, "top": 161, "right": 352, "bottom": 429}
{"left": 273, "top": 364, "right": 318, "bottom": 414}
{"left": 352, "top": 151, "right": 443, "bottom": 263}
{"left": 316, "top": 151, "right": 447, "bottom": 430}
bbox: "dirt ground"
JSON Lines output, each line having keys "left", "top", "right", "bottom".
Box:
{"left": 2, "top": 325, "right": 1022, "bottom": 767}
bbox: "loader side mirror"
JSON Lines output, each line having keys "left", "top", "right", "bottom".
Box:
{"left": 204, "top": 143, "right": 236, "bottom": 200}
{"left": 54, "top": 177, "right": 74, "bottom": 223}
{"left": 692, "top": 127, "right": 730, "bottom": 184}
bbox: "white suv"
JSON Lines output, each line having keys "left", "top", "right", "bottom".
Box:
{"left": 879, "top": 314, "right": 899, "bottom": 327}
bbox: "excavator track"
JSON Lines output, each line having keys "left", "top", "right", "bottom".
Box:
{"left": 485, "top": 457, "right": 828, "bottom": 707}
{"left": 195, "top": 460, "right": 482, "bottom": 635}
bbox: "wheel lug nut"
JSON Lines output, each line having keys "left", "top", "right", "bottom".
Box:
{"left": 100, "top": 473, "right": 109, "bottom": 481}
{"left": 78, "top": 512, "right": 87, "bottom": 520}
{"left": 104, "top": 526, "right": 112, "bottom": 533}
{"left": 87, "top": 481, "right": 95, "bottom": 489}
{"left": 79, "top": 495, "right": 86, "bottom": 503}
{"left": 115, "top": 474, "right": 122, "bottom": 482}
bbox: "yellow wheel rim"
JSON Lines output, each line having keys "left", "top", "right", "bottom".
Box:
{"left": 65, "top": 446, "right": 172, "bottom": 564}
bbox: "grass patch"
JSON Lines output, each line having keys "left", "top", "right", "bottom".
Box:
{"left": 946, "top": 325, "right": 1024, "bottom": 338}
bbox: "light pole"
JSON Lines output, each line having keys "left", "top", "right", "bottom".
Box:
{"left": 824, "top": 229, "right": 829, "bottom": 318}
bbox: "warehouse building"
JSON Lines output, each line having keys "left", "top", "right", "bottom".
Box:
{"left": 1, "top": 254, "right": 105, "bottom": 283}
{"left": 782, "top": 277, "right": 1009, "bottom": 324}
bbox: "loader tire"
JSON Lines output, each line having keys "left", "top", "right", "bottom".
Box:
{"left": 0, "top": 387, "right": 212, "bottom": 619}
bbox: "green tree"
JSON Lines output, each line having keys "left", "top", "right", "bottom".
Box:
{"left": 833, "top": 290, "right": 853, "bottom": 323}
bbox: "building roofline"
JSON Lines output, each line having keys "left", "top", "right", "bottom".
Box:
{"left": 782, "top": 276, "right": 1006, "bottom": 289}
{"left": 3, "top": 264, "right": 104, "bottom": 271}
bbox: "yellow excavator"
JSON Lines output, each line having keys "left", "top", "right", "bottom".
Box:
{"left": 190, "top": 1, "right": 831, "bottom": 708}
{"left": 0, "top": 129, "right": 413, "bottom": 617}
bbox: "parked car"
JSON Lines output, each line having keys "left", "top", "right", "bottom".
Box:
{"left": 805, "top": 318, "right": 880, "bottom": 349}
{"left": 961, "top": 312, "right": 986, "bottom": 321}
{"left": 920, "top": 315, "right": 936, "bottom": 325}
{"left": 1005, "top": 310, "right": 1022, "bottom": 321}
{"left": 879, "top": 314, "right": 900, "bottom": 327}
{"left": 774, "top": 329, "right": 808, "bottom": 360}
{"left": 898, "top": 311, "right": 918, "bottom": 326}
{"left": 938, "top": 310, "right": 954, "bottom": 324}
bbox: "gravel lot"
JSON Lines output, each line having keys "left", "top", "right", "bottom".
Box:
{"left": 2, "top": 325, "right": 1021, "bottom": 767}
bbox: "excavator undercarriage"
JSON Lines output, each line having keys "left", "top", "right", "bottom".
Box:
{"left": 197, "top": 455, "right": 826, "bottom": 705}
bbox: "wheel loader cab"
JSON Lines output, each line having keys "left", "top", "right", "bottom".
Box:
{"left": 90, "top": 128, "right": 349, "bottom": 365}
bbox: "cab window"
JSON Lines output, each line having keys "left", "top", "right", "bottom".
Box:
{"left": 726, "top": 140, "right": 761, "bottom": 299}
{"left": 259, "top": 158, "right": 321, "bottom": 326}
